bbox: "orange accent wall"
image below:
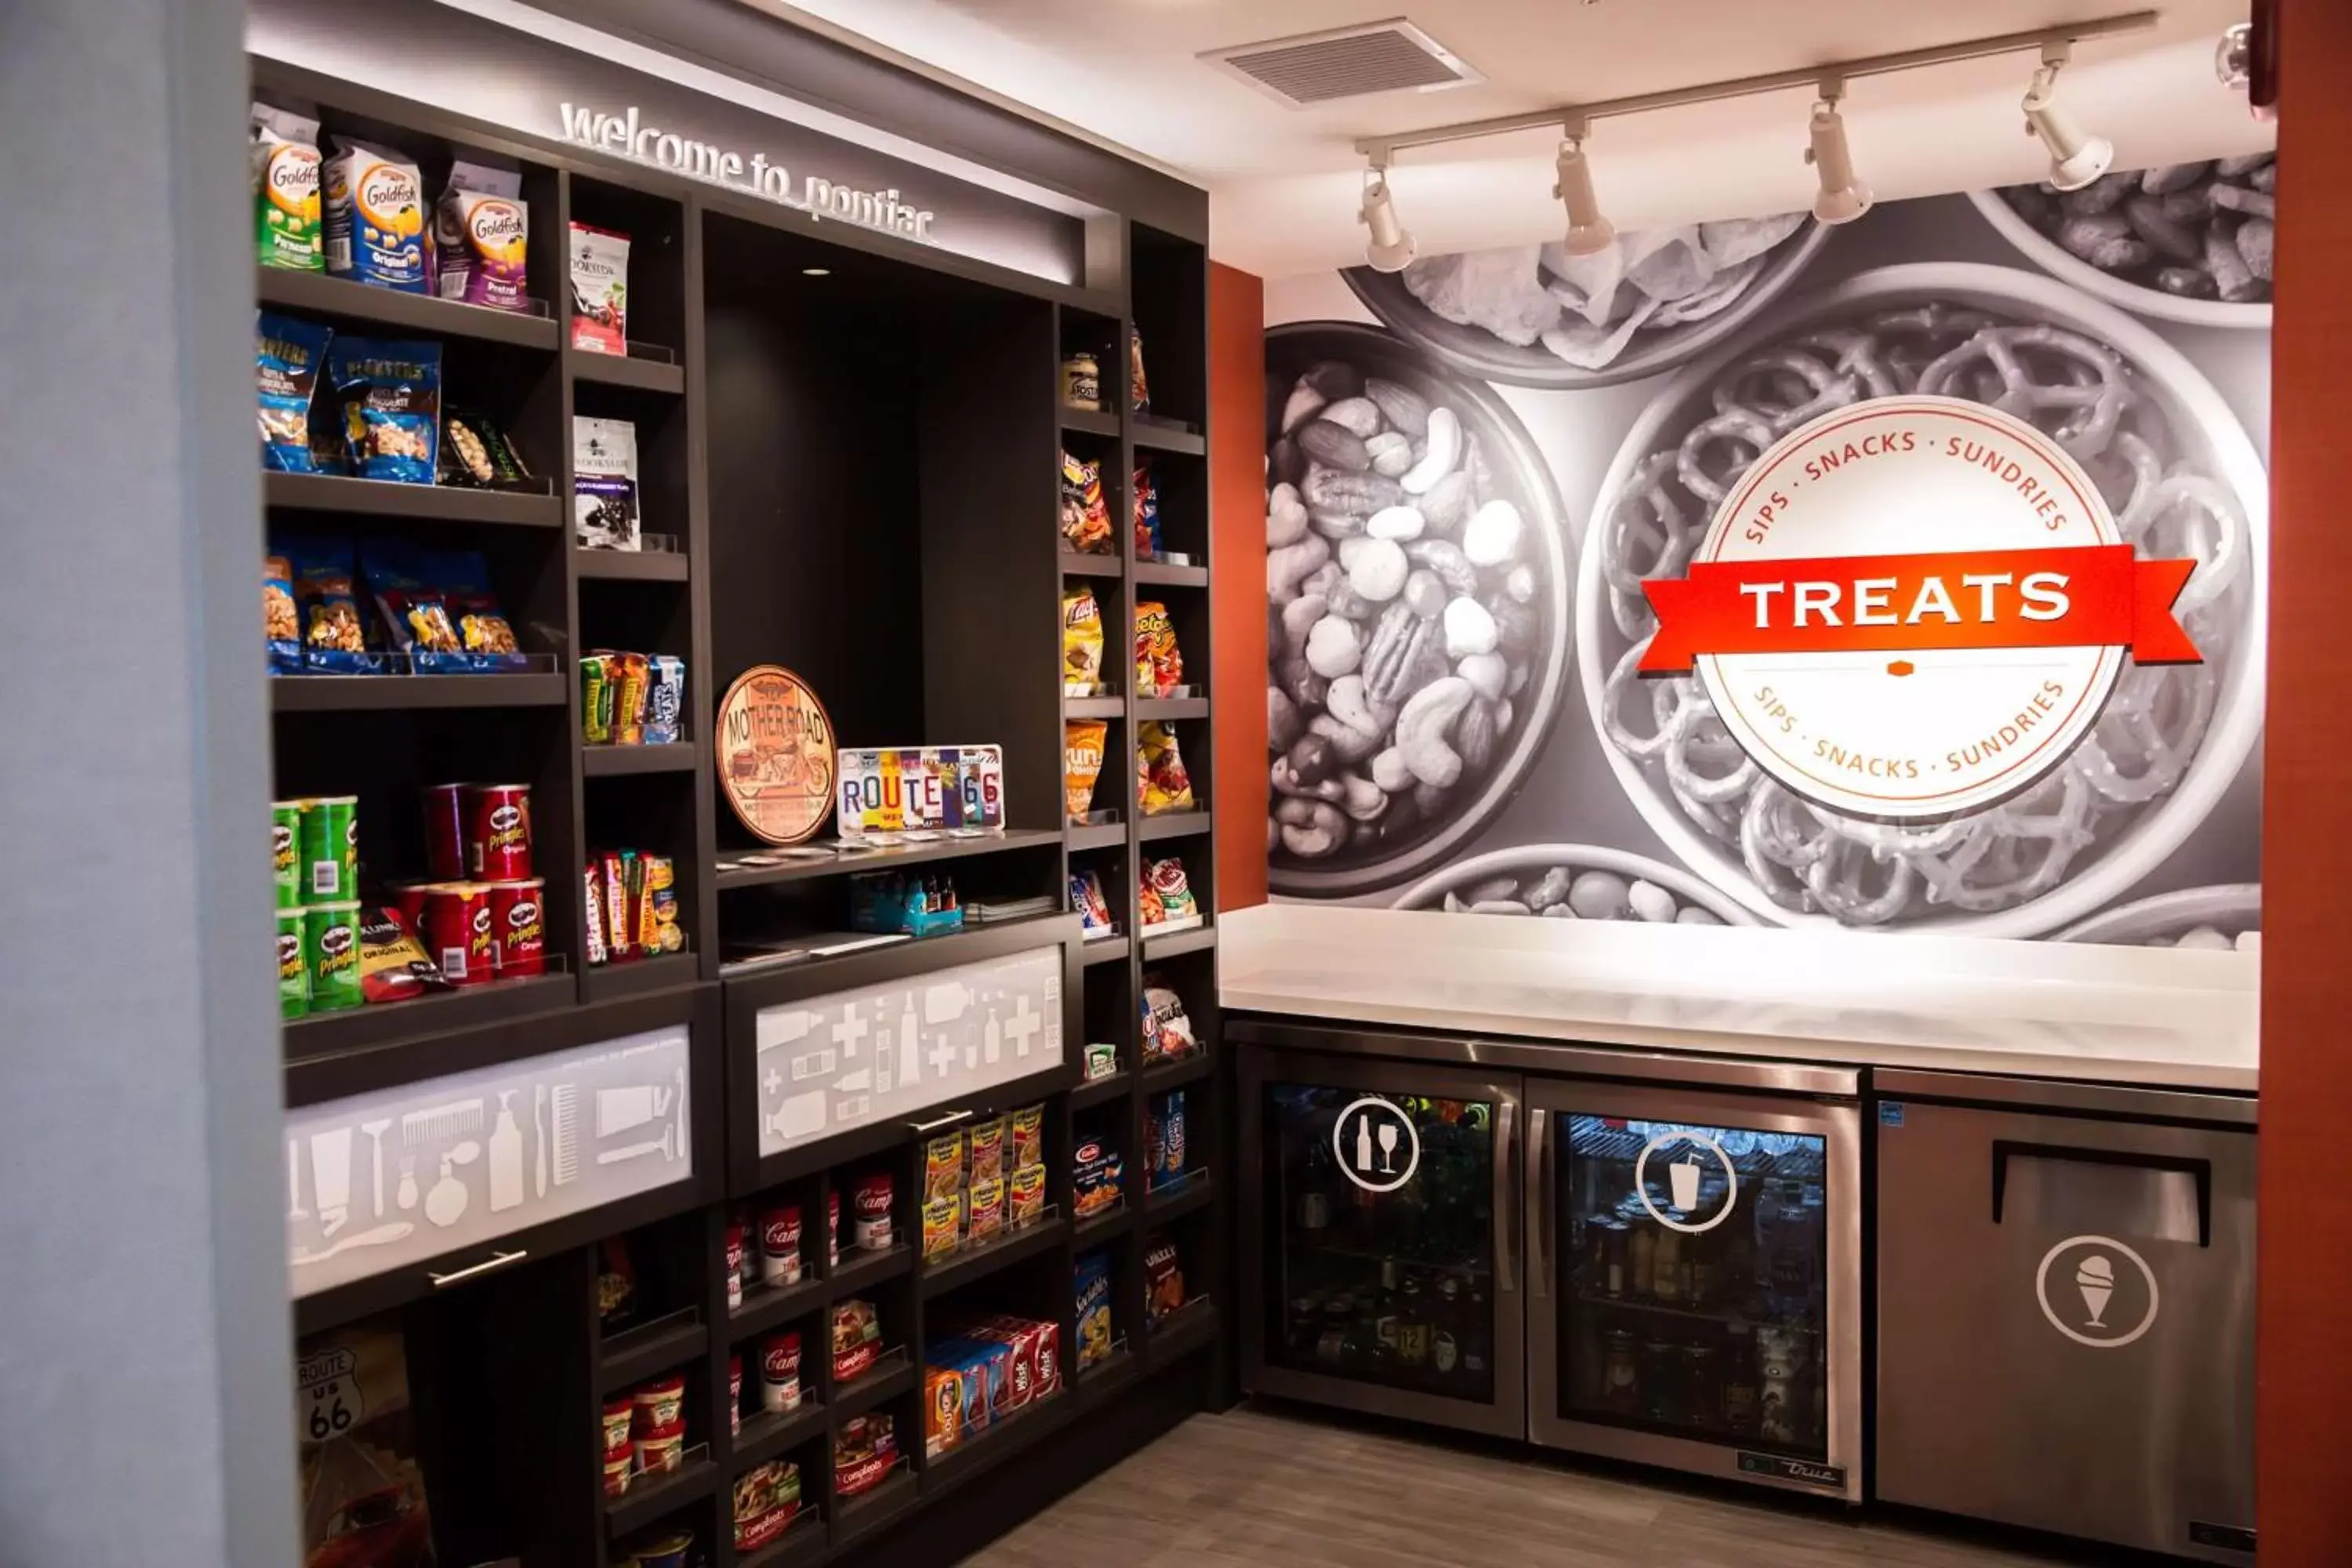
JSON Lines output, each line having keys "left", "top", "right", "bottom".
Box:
{"left": 1210, "top": 261, "right": 1268, "bottom": 911}
{"left": 2260, "top": 2, "right": 2352, "bottom": 1560}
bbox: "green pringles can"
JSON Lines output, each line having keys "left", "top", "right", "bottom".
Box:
{"left": 303, "top": 901, "right": 363, "bottom": 1012}
{"left": 299, "top": 795, "right": 358, "bottom": 902}
{"left": 271, "top": 800, "right": 304, "bottom": 909}
{"left": 278, "top": 908, "right": 311, "bottom": 1019}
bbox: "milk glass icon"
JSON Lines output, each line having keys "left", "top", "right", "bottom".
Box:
{"left": 2076, "top": 1253, "right": 2117, "bottom": 1328}
{"left": 1668, "top": 1152, "right": 1704, "bottom": 1211}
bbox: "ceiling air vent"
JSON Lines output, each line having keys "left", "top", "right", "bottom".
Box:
{"left": 1202, "top": 19, "right": 1482, "bottom": 108}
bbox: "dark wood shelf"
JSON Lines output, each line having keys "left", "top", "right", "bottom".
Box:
{"left": 1141, "top": 1054, "right": 1214, "bottom": 1094}
{"left": 732, "top": 1399, "right": 829, "bottom": 1474}
{"left": 1065, "top": 819, "right": 1125, "bottom": 851}
{"left": 263, "top": 470, "right": 563, "bottom": 528}
{"left": 576, "top": 549, "right": 691, "bottom": 582}
{"left": 1140, "top": 924, "right": 1215, "bottom": 960}
{"left": 1072, "top": 1205, "right": 1134, "bottom": 1247}
{"left": 1132, "top": 416, "right": 1204, "bottom": 456}
{"left": 1058, "top": 407, "right": 1121, "bottom": 438}
{"left": 1080, "top": 935, "right": 1131, "bottom": 968}
{"left": 829, "top": 1354, "right": 917, "bottom": 1422}
{"left": 1138, "top": 811, "right": 1212, "bottom": 843}
{"left": 1134, "top": 560, "right": 1208, "bottom": 588}
{"left": 582, "top": 950, "right": 700, "bottom": 1004}
{"left": 270, "top": 673, "right": 568, "bottom": 712}
{"left": 281, "top": 971, "right": 575, "bottom": 1060}
{"left": 1143, "top": 1171, "right": 1214, "bottom": 1221}
{"left": 737, "top": 1508, "right": 829, "bottom": 1568}
{"left": 1144, "top": 1296, "right": 1218, "bottom": 1365}
{"left": 256, "top": 265, "right": 561, "bottom": 349}
{"left": 729, "top": 1273, "right": 828, "bottom": 1341}
{"left": 1070, "top": 1070, "right": 1129, "bottom": 1111}
{"left": 919, "top": 1215, "right": 1068, "bottom": 1299}
{"left": 827, "top": 1243, "right": 914, "bottom": 1297}
{"left": 920, "top": 1389, "right": 1075, "bottom": 1501}
{"left": 1063, "top": 695, "right": 1124, "bottom": 719}
{"left": 1135, "top": 697, "right": 1209, "bottom": 722}
{"left": 569, "top": 347, "right": 686, "bottom": 394}
{"left": 598, "top": 1316, "right": 711, "bottom": 1394}
{"left": 1073, "top": 1342, "right": 1142, "bottom": 1407}
{"left": 604, "top": 1454, "right": 718, "bottom": 1537}
{"left": 584, "top": 742, "right": 698, "bottom": 776}
{"left": 833, "top": 1466, "right": 919, "bottom": 1548}
{"left": 1058, "top": 551, "right": 1123, "bottom": 579}
{"left": 715, "top": 828, "right": 1065, "bottom": 891}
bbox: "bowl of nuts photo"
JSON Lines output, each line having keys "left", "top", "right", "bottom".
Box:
{"left": 1266, "top": 321, "right": 1573, "bottom": 898}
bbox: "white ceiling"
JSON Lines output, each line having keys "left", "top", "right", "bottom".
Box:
{"left": 746, "top": 0, "right": 2272, "bottom": 278}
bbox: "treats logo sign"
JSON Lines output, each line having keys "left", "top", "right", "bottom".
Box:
{"left": 1640, "top": 397, "right": 2201, "bottom": 821}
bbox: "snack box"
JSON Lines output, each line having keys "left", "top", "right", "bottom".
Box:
{"left": 922, "top": 1367, "right": 965, "bottom": 1458}
{"left": 836, "top": 745, "right": 1004, "bottom": 840}
{"left": 924, "top": 1341, "right": 1002, "bottom": 1432}
{"left": 962, "top": 1315, "right": 1062, "bottom": 1401}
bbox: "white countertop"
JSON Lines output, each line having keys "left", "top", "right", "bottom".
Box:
{"left": 1218, "top": 904, "right": 2258, "bottom": 1094}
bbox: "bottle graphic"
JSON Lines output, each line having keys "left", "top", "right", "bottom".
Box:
{"left": 1355, "top": 1112, "right": 1375, "bottom": 1173}
{"left": 2076, "top": 1253, "right": 2116, "bottom": 1327}
{"left": 488, "top": 1091, "right": 524, "bottom": 1214}
{"left": 899, "top": 1001, "right": 920, "bottom": 1085}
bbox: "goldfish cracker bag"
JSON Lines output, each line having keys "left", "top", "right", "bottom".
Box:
{"left": 324, "top": 138, "right": 427, "bottom": 292}
{"left": 251, "top": 103, "right": 323, "bottom": 271}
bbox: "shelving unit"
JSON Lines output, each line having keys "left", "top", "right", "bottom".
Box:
{"left": 260, "top": 39, "right": 1218, "bottom": 1568}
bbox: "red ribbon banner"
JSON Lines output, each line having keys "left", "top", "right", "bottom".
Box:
{"left": 1638, "top": 544, "right": 2199, "bottom": 674}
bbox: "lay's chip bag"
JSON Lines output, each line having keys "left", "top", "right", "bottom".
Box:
{"left": 251, "top": 103, "right": 322, "bottom": 271}
{"left": 325, "top": 138, "right": 426, "bottom": 292}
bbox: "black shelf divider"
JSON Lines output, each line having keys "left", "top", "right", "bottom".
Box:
{"left": 1058, "top": 551, "right": 1123, "bottom": 579}
{"left": 919, "top": 1389, "right": 1076, "bottom": 1501}
{"left": 1140, "top": 1054, "right": 1215, "bottom": 1094}
{"left": 1139, "top": 924, "right": 1215, "bottom": 960}
{"left": 577, "top": 550, "right": 692, "bottom": 582}
{"left": 1080, "top": 935, "right": 1130, "bottom": 967}
{"left": 256, "top": 265, "right": 562, "bottom": 349}
{"left": 1134, "top": 696, "right": 1209, "bottom": 722}
{"left": 280, "top": 971, "right": 575, "bottom": 1059}
{"left": 570, "top": 347, "right": 688, "bottom": 394}
{"left": 270, "top": 673, "right": 569, "bottom": 711}
{"left": 1069, "top": 1071, "right": 1129, "bottom": 1112}
{"left": 714, "top": 829, "right": 1065, "bottom": 891}
{"left": 263, "top": 470, "right": 564, "bottom": 527}
{"left": 827, "top": 1355, "right": 916, "bottom": 1423}
{"left": 582, "top": 950, "right": 702, "bottom": 1005}
{"left": 604, "top": 1454, "right": 720, "bottom": 1537}
{"left": 599, "top": 1316, "right": 711, "bottom": 1394}
{"left": 917, "top": 1215, "right": 1069, "bottom": 1299}
{"left": 1065, "top": 819, "right": 1125, "bottom": 851}
{"left": 728, "top": 1275, "right": 828, "bottom": 1342}
{"left": 826, "top": 1244, "right": 914, "bottom": 1298}
{"left": 731, "top": 1399, "right": 829, "bottom": 1474}
{"left": 585, "top": 742, "right": 699, "bottom": 776}
{"left": 1134, "top": 561, "right": 1209, "bottom": 588}
{"left": 1058, "top": 407, "right": 1122, "bottom": 438}
{"left": 1063, "top": 695, "right": 1124, "bottom": 718}
{"left": 1138, "top": 811, "right": 1213, "bottom": 843}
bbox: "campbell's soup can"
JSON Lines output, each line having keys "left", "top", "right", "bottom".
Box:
{"left": 760, "top": 1205, "right": 804, "bottom": 1285}
{"left": 760, "top": 1332, "right": 803, "bottom": 1413}
{"left": 420, "top": 782, "right": 470, "bottom": 881}
{"left": 855, "top": 1173, "right": 895, "bottom": 1252}
{"left": 828, "top": 1189, "right": 840, "bottom": 1267}
{"left": 724, "top": 1222, "right": 746, "bottom": 1310}
{"left": 487, "top": 877, "right": 546, "bottom": 975}
{"left": 729, "top": 1353, "right": 743, "bottom": 1439}
{"left": 466, "top": 783, "right": 533, "bottom": 880}
{"left": 423, "top": 884, "right": 495, "bottom": 985}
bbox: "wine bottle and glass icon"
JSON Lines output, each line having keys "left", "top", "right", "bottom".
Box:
{"left": 1331, "top": 1096, "right": 1421, "bottom": 1194}
{"left": 1352, "top": 1112, "right": 1402, "bottom": 1175}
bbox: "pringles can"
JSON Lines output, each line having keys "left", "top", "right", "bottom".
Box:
{"left": 467, "top": 783, "right": 533, "bottom": 880}
{"left": 299, "top": 796, "right": 358, "bottom": 902}
{"left": 271, "top": 801, "right": 303, "bottom": 909}
{"left": 487, "top": 877, "right": 546, "bottom": 975}
{"left": 278, "top": 908, "right": 310, "bottom": 1019}
{"left": 421, "top": 782, "right": 470, "bottom": 880}
{"left": 303, "top": 902, "right": 361, "bottom": 1011}
{"left": 423, "top": 884, "right": 495, "bottom": 985}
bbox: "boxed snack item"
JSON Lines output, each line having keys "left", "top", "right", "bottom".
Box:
{"left": 252, "top": 103, "right": 323, "bottom": 271}
{"left": 573, "top": 416, "right": 641, "bottom": 550}
{"left": 1141, "top": 975, "right": 1200, "bottom": 1065}
{"left": 966, "top": 1176, "right": 1005, "bottom": 1244}
{"left": 1137, "top": 720, "right": 1196, "bottom": 815}
{"left": 962, "top": 1315, "right": 1062, "bottom": 1401}
{"left": 257, "top": 313, "right": 332, "bottom": 473}
{"left": 830, "top": 1298, "right": 883, "bottom": 1383}
{"left": 296, "top": 1320, "right": 435, "bottom": 1566}
{"left": 568, "top": 222, "right": 630, "bottom": 353}
{"left": 1058, "top": 449, "right": 1113, "bottom": 554}
{"left": 924, "top": 1342, "right": 997, "bottom": 1435}
{"left": 644, "top": 655, "right": 687, "bottom": 745}
{"left": 1145, "top": 1090, "right": 1188, "bottom": 1186}
{"left": 833, "top": 1414, "right": 898, "bottom": 1498}
{"left": 921, "top": 1192, "right": 962, "bottom": 1261}
{"left": 924, "top": 1130, "right": 965, "bottom": 1201}
{"left": 967, "top": 1116, "right": 1007, "bottom": 1186}
{"left": 1084, "top": 1042, "right": 1118, "bottom": 1080}
{"left": 924, "top": 1367, "right": 965, "bottom": 1458}
{"left": 1145, "top": 1230, "right": 1188, "bottom": 1323}
{"left": 1007, "top": 1163, "right": 1047, "bottom": 1230}
{"left": 1008, "top": 1105, "right": 1044, "bottom": 1173}
{"left": 1062, "top": 588, "right": 1105, "bottom": 691}
{"left": 1134, "top": 601, "right": 1185, "bottom": 694}
{"left": 1074, "top": 1250, "right": 1115, "bottom": 1370}
{"left": 432, "top": 161, "right": 529, "bottom": 310}
{"left": 1064, "top": 720, "right": 1106, "bottom": 822}
{"left": 324, "top": 138, "right": 426, "bottom": 292}
{"left": 1072, "top": 1136, "right": 1123, "bottom": 1218}
{"left": 328, "top": 338, "right": 441, "bottom": 484}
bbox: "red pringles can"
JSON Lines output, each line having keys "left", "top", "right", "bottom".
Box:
{"left": 486, "top": 877, "right": 546, "bottom": 975}
{"left": 387, "top": 880, "right": 438, "bottom": 934}
{"left": 423, "top": 884, "right": 495, "bottom": 985}
{"left": 467, "top": 783, "right": 534, "bottom": 880}
{"left": 421, "top": 783, "right": 470, "bottom": 881}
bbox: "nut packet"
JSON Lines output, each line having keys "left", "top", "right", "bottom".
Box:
{"left": 433, "top": 161, "right": 529, "bottom": 311}
{"left": 568, "top": 222, "right": 630, "bottom": 354}
{"left": 1132, "top": 463, "right": 1161, "bottom": 557}
{"left": 1008, "top": 1105, "right": 1044, "bottom": 1173}
{"left": 1058, "top": 450, "right": 1113, "bottom": 554}
{"left": 1136, "top": 720, "right": 1196, "bottom": 815}
{"left": 1064, "top": 720, "right": 1106, "bottom": 823}
{"left": 324, "top": 138, "right": 426, "bottom": 292}
{"left": 256, "top": 313, "right": 333, "bottom": 473}
{"left": 440, "top": 408, "right": 532, "bottom": 488}
{"left": 431, "top": 548, "right": 529, "bottom": 670}
{"left": 252, "top": 103, "right": 323, "bottom": 271}
{"left": 1134, "top": 601, "right": 1184, "bottom": 695}
{"left": 573, "top": 416, "right": 641, "bottom": 550}
{"left": 1008, "top": 1163, "right": 1047, "bottom": 1229}
{"left": 263, "top": 556, "right": 303, "bottom": 673}
{"left": 924, "top": 1131, "right": 965, "bottom": 1203}
{"left": 326, "top": 337, "right": 441, "bottom": 484}
{"left": 966, "top": 1116, "right": 1006, "bottom": 1186}
{"left": 1061, "top": 589, "right": 1104, "bottom": 692}
{"left": 281, "top": 537, "right": 379, "bottom": 673}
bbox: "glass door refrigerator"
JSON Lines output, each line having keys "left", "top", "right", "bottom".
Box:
{"left": 1240, "top": 1040, "right": 1526, "bottom": 1439}
{"left": 1524, "top": 1053, "right": 1864, "bottom": 1500}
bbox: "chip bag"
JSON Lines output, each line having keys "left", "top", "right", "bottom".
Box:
{"left": 357, "top": 906, "right": 453, "bottom": 1004}
{"left": 1137, "top": 721, "right": 1196, "bottom": 815}
{"left": 1065, "top": 720, "right": 1106, "bottom": 823}
{"left": 1133, "top": 463, "right": 1161, "bottom": 557}
{"left": 1139, "top": 856, "right": 1198, "bottom": 929}
{"left": 1062, "top": 589, "right": 1105, "bottom": 692}
{"left": 264, "top": 556, "right": 303, "bottom": 674}
{"left": 257, "top": 312, "right": 333, "bottom": 473}
{"left": 1070, "top": 868, "right": 1115, "bottom": 935}
{"left": 1058, "top": 450, "right": 1113, "bottom": 554}
{"left": 1134, "top": 601, "right": 1184, "bottom": 695}
{"left": 327, "top": 337, "right": 441, "bottom": 484}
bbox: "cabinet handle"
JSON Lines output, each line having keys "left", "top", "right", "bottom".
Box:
{"left": 909, "top": 1109, "right": 975, "bottom": 1134}
{"left": 428, "top": 1249, "right": 528, "bottom": 1287}
{"left": 1494, "top": 1099, "right": 1519, "bottom": 1294}
{"left": 1530, "top": 1106, "right": 1552, "bottom": 1301}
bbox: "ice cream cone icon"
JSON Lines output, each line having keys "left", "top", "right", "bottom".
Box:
{"left": 2076, "top": 1254, "right": 2116, "bottom": 1328}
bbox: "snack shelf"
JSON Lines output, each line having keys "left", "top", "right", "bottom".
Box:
{"left": 1143, "top": 1168, "right": 1214, "bottom": 1221}
{"left": 1138, "top": 810, "right": 1213, "bottom": 843}
{"left": 828, "top": 1352, "right": 917, "bottom": 1421}
{"left": 1063, "top": 695, "right": 1124, "bottom": 719}
{"left": 584, "top": 742, "right": 699, "bottom": 776}
{"left": 730, "top": 1273, "right": 829, "bottom": 1341}
{"left": 713, "top": 829, "right": 1065, "bottom": 891}
{"left": 280, "top": 968, "right": 575, "bottom": 1061}
{"left": 255, "top": 265, "right": 563, "bottom": 350}
{"left": 1080, "top": 935, "right": 1131, "bottom": 968}
{"left": 604, "top": 1451, "right": 719, "bottom": 1537}
{"left": 568, "top": 344, "right": 687, "bottom": 394}
{"left": 263, "top": 469, "right": 564, "bottom": 528}
{"left": 599, "top": 1310, "right": 711, "bottom": 1394}
{"left": 1135, "top": 696, "right": 1210, "bottom": 722}
{"left": 1058, "top": 550, "right": 1123, "bottom": 580}
{"left": 1144, "top": 1294, "right": 1218, "bottom": 1363}
{"left": 1058, "top": 408, "right": 1122, "bottom": 439}
{"left": 920, "top": 1388, "right": 1075, "bottom": 1502}
{"left": 577, "top": 549, "right": 691, "bottom": 583}
{"left": 1072, "top": 1205, "right": 1134, "bottom": 1247}
{"left": 1134, "top": 561, "right": 1209, "bottom": 589}
{"left": 1065, "top": 819, "right": 1125, "bottom": 851}
{"left": 1140, "top": 1054, "right": 1214, "bottom": 1094}
{"left": 1140, "top": 923, "right": 1215, "bottom": 960}
{"left": 736, "top": 1505, "right": 829, "bottom": 1568}
{"left": 1131, "top": 417, "right": 1205, "bottom": 456}
{"left": 583, "top": 949, "right": 701, "bottom": 1005}
{"left": 1070, "top": 1070, "right": 1130, "bottom": 1111}
{"left": 1073, "top": 1341, "right": 1142, "bottom": 1408}
{"left": 270, "top": 672, "right": 569, "bottom": 711}
{"left": 832, "top": 1464, "right": 919, "bottom": 1549}
{"left": 917, "top": 1214, "right": 1069, "bottom": 1300}
{"left": 732, "top": 1400, "right": 830, "bottom": 1475}
{"left": 827, "top": 1243, "right": 915, "bottom": 1297}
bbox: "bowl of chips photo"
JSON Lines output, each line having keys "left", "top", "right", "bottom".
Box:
{"left": 1577, "top": 263, "right": 2267, "bottom": 938}
{"left": 1341, "top": 214, "right": 1831, "bottom": 390}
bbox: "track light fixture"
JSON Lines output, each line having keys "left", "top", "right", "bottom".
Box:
{"left": 2021, "top": 43, "right": 2114, "bottom": 191}
{"left": 1554, "top": 128, "right": 1616, "bottom": 257}
{"left": 1359, "top": 159, "right": 1415, "bottom": 274}
{"left": 1805, "top": 82, "right": 1872, "bottom": 226}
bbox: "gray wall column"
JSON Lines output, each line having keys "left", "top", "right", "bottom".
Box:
{"left": 0, "top": 0, "right": 296, "bottom": 1563}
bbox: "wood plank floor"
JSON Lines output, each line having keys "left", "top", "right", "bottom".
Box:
{"left": 967, "top": 1405, "right": 2078, "bottom": 1567}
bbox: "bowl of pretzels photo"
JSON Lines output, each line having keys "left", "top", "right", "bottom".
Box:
{"left": 1575, "top": 263, "right": 2268, "bottom": 938}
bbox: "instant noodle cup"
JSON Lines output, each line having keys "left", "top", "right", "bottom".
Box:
{"left": 632, "top": 1374, "right": 687, "bottom": 1437}
{"left": 467, "top": 783, "right": 533, "bottom": 880}
{"left": 487, "top": 878, "right": 546, "bottom": 975}
{"left": 601, "top": 1395, "right": 635, "bottom": 1460}
{"left": 278, "top": 909, "right": 310, "bottom": 1020}
{"left": 421, "top": 782, "right": 470, "bottom": 880}
{"left": 602, "top": 1449, "right": 632, "bottom": 1499}
{"left": 423, "top": 884, "right": 495, "bottom": 985}
{"left": 632, "top": 1428, "right": 684, "bottom": 1477}
{"left": 303, "top": 902, "right": 363, "bottom": 1012}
